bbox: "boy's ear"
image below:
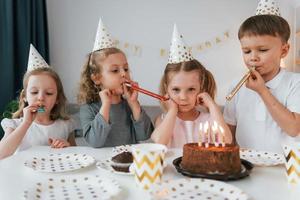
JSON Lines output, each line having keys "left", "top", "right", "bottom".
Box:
{"left": 280, "top": 43, "right": 290, "bottom": 58}
{"left": 90, "top": 73, "right": 102, "bottom": 85}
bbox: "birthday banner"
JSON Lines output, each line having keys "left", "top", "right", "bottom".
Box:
{"left": 115, "top": 39, "right": 143, "bottom": 57}
{"left": 159, "top": 31, "right": 231, "bottom": 58}
{"left": 114, "top": 30, "right": 231, "bottom": 58}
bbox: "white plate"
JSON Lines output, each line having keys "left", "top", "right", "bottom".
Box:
{"left": 112, "top": 145, "right": 132, "bottom": 156}
{"left": 24, "top": 153, "right": 95, "bottom": 173}
{"left": 23, "top": 175, "right": 121, "bottom": 200}
{"left": 240, "top": 149, "right": 285, "bottom": 166}
{"left": 149, "top": 178, "right": 250, "bottom": 200}
{"left": 96, "top": 159, "right": 134, "bottom": 176}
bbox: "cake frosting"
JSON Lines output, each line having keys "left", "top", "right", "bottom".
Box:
{"left": 181, "top": 143, "right": 241, "bottom": 175}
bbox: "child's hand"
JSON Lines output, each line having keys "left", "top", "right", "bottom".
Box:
{"left": 197, "top": 92, "right": 217, "bottom": 110}
{"left": 245, "top": 69, "right": 268, "bottom": 94}
{"left": 163, "top": 94, "right": 178, "bottom": 113}
{"left": 22, "top": 104, "right": 39, "bottom": 125}
{"left": 48, "top": 138, "right": 70, "bottom": 148}
{"left": 123, "top": 81, "right": 139, "bottom": 106}
{"left": 123, "top": 81, "right": 142, "bottom": 120}
{"left": 99, "top": 89, "right": 113, "bottom": 106}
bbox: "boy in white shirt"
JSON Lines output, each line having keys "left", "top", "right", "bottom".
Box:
{"left": 224, "top": 2, "right": 300, "bottom": 153}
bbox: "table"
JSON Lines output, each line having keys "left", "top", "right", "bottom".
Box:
{"left": 0, "top": 146, "right": 298, "bottom": 200}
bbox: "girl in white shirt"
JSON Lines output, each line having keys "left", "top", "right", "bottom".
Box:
{"left": 0, "top": 67, "right": 76, "bottom": 159}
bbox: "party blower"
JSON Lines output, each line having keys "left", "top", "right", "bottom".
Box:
{"left": 226, "top": 66, "right": 255, "bottom": 101}
{"left": 125, "top": 80, "right": 169, "bottom": 101}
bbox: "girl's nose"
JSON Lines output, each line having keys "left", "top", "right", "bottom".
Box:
{"left": 179, "top": 92, "right": 187, "bottom": 100}
{"left": 38, "top": 93, "right": 45, "bottom": 101}
{"left": 120, "top": 69, "right": 126, "bottom": 77}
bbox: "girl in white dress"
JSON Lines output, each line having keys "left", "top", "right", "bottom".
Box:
{"left": 151, "top": 25, "right": 232, "bottom": 148}
{"left": 0, "top": 45, "right": 76, "bottom": 159}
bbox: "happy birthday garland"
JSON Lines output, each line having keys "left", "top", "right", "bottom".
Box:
{"left": 114, "top": 30, "right": 231, "bottom": 58}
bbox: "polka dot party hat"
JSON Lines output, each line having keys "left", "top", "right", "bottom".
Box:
{"left": 255, "top": 0, "right": 280, "bottom": 16}
{"left": 93, "top": 18, "right": 115, "bottom": 51}
{"left": 27, "top": 44, "right": 49, "bottom": 72}
{"left": 168, "top": 24, "right": 193, "bottom": 64}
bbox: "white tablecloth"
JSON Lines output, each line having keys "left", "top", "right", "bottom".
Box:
{"left": 0, "top": 146, "right": 298, "bottom": 200}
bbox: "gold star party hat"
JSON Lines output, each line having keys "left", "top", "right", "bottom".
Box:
{"left": 255, "top": 0, "right": 280, "bottom": 16}
{"left": 27, "top": 44, "right": 49, "bottom": 72}
{"left": 168, "top": 24, "right": 193, "bottom": 64}
{"left": 93, "top": 18, "right": 115, "bottom": 51}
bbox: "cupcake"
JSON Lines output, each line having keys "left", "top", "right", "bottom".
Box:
{"left": 110, "top": 151, "right": 133, "bottom": 173}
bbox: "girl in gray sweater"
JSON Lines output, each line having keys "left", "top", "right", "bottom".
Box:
{"left": 77, "top": 47, "right": 153, "bottom": 147}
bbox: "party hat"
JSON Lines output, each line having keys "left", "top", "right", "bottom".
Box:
{"left": 255, "top": 0, "right": 280, "bottom": 16}
{"left": 168, "top": 24, "right": 193, "bottom": 64}
{"left": 93, "top": 18, "right": 115, "bottom": 51}
{"left": 27, "top": 44, "right": 49, "bottom": 72}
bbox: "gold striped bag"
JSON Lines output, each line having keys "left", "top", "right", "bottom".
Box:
{"left": 282, "top": 142, "right": 300, "bottom": 186}
{"left": 131, "top": 143, "right": 167, "bottom": 190}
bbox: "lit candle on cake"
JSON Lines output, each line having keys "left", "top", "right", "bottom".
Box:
{"left": 204, "top": 121, "right": 209, "bottom": 148}
{"left": 219, "top": 125, "right": 225, "bottom": 147}
{"left": 212, "top": 121, "right": 219, "bottom": 147}
{"left": 208, "top": 122, "right": 211, "bottom": 145}
{"left": 202, "top": 122, "right": 206, "bottom": 147}
{"left": 198, "top": 123, "right": 203, "bottom": 146}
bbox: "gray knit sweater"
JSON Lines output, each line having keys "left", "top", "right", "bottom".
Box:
{"left": 80, "top": 99, "right": 153, "bottom": 147}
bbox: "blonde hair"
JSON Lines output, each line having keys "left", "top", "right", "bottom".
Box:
{"left": 159, "top": 59, "right": 216, "bottom": 109}
{"left": 13, "top": 68, "right": 69, "bottom": 120}
{"left": 77, "top": 47, "right": 125, "bottom": 104}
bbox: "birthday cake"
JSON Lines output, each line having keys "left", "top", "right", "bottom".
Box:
{"left": 181, "top": 143, "right": 241, "bottom": 175}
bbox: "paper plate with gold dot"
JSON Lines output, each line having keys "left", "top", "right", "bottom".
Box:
{"left": 23, "top": 175, "right": 121, "bottom": 200}
{"left": 149, "top": 178, "right": 250, "bottom": 200}
{"left": 240, "top": 149, "right": 285, "bottom": 166}
{"left": 24, "top": 153, "right": 95, "bottom": 173}
{"left": 112, "top": 144, "right": 132, "bottom": 155}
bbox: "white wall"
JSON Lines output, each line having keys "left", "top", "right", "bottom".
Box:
{"left": 46, "top": 0, "right": 297, "bottom": 106}
{"left": 297, "top": 6, "right": 300, "bottom": 29}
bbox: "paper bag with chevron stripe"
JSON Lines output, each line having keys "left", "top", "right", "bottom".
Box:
{"left": 282, "top": 142, "right": 300, "bottom": 187}
{"left": 131, "top": 143, "right": 167, "bottom": 190}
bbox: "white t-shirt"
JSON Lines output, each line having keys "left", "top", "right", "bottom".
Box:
{"left": 223, "top": 69, "right": 300, "bottom": 153}
{"left": 1, "top": 118, "right": 76, "bottom": 152}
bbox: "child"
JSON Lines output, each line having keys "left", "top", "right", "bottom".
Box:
{"left": 78, "top": 19, "right": 153, "bottom": 147}
{"left": 223, "top": 0, "right": 300, "bottom": 153}
{"left": 0, "top": 44, "right": 76, "bottom": 159}
{"left": 151, "top": 25, "right": 232, "bottom": 148}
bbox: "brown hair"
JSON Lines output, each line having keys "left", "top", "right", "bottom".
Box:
{"left": 77, "top": 47, "right": 125, "bottom": 104}
{"left": 13, "top": 68, "right": 69, "bottom": 120}
{"left": 159, "top": 59, "right": 216, "bottom": 109}
{"left": 238, "top": 15, "right": 290, "bottom": 43}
